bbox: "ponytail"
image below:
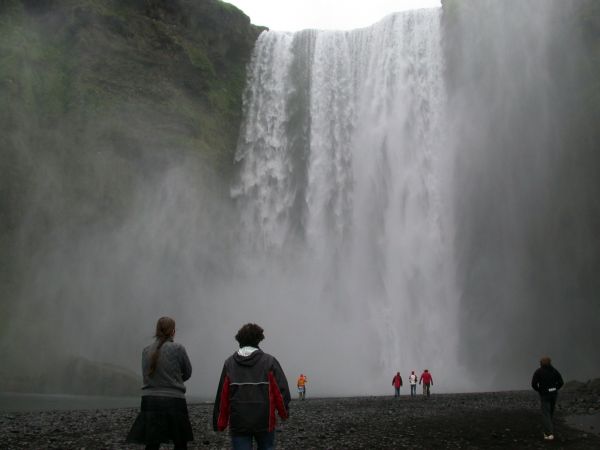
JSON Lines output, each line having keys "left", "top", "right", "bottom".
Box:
{"left": 148, "top": 316, "right": 176, "bottom": 376}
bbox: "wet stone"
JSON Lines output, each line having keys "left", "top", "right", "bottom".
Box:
{"left": 2, "top": 391, "right": 600, "bottom": 448}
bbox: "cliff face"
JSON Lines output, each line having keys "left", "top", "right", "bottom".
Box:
{"left": 441, "top": 0, "right": 600, "bottom": 385}
{"left": 1, "top": 0, "right": 262, "bottom": 177}
{"left": 0, "top": 0, "right": 262, "bottom": 393}
{"left": 0, "top": 3, "right": 261, "bottom": 258}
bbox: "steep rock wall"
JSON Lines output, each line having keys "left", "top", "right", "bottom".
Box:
{"left": 0, "top": 0, "right": 262, "bottom": 394}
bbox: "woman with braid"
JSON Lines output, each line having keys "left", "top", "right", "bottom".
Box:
{"left": 127, "top": 317, "right": 193, "bottom": 449}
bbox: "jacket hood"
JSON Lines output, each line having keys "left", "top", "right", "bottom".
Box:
{"left": 233, "top": 348, "right": 264, "bottom": 367}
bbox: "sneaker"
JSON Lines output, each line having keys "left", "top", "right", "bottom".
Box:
{"left": 543, "top": 434, "right": 554, "bottom": 441}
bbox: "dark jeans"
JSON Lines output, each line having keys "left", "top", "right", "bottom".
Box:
{"left": 423, "top": 384, "right": 431, "bottom": 397}
{"left": 410, "top": 385, "right": 416, "bottom": 396}
{"left": 231, "top": 432, "right": 275, "bottom": 450}
{"left": 541, "top": 393, "right": 558, "bottom": 435}
{"left": 394, "top": 387, "right": 400, "bottom": 397}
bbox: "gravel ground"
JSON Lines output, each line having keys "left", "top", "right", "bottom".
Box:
{"left": 2, "top": 390, "right": 599, "bottom": 449}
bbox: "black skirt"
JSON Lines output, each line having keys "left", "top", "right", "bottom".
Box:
{"left": 126, "top": 396, "right": 194, "bottom": 445}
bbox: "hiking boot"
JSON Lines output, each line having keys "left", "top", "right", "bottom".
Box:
{"left": 543, "top": 434, "right": 554, "bottom": 441}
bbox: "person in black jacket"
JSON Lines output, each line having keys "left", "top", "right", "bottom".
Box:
{"left": 213, "top": 323, "right": 290, "bottom": 450}
{"left": 531, "top": 356, "right": 564, "bottom": 441}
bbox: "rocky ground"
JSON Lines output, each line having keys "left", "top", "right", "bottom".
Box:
{"left": 2, "top": 389, "right": 599, "bottom": 449}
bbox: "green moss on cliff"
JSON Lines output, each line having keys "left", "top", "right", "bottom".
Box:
{"left": 2, "top": 0, "right": 262, "bottom": 173}
{"left": 0, "top": 0, "right": 263, "bottom": 339}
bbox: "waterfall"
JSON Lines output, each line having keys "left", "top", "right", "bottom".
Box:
{"left": 3, "top": 1, "right": 597, "bottom": 398}
{"left": 232, "top": 9, "right": 462, "bottom": 394}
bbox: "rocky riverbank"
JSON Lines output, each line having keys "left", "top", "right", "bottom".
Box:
{"left": 2, "top": 389, "right": 600, "bottom": 449}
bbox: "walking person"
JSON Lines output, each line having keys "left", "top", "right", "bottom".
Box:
{"left": 531, "top": 356, "right": 564, "bottom": 441}
{"left": 409, "top": 370, "right": 417, "bottom": 397}
{"left": 419, "top": 369, "right": 433, "bottom": 397}
{"left": 126, "top": 317, "right": 194, "bottom": 450}
{"left": 297, "top": 373, "right": 308, "bottom": 400}
{"left": 392, "top": 372, "right": 403, "bottom": 398}
{"left": 213, "top": 323, "right": 290, "bottom": 450}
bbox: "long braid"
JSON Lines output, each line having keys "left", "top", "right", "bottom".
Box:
{"left": 148, "top": 317, "right": 175, "bottom": 376}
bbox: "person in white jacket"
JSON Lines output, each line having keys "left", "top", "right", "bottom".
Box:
{"left": 409, "top": 371, "right": 418, "bottom": 397}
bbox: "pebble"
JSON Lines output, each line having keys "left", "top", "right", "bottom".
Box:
{"left": 1, "top": 391, "right": 600, "bottom": 449}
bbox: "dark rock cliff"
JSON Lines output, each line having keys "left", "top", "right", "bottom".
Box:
{"left": 0, "top": 0, "right": 262, "bottom": 267}
{"left": 441, "top": 0, "right": 600, "bottom": 385}
{"left": 0, "top": 0, "right": 263, "bottom": 394}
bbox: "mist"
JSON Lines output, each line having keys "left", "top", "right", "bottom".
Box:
{"left": 443, "top": 0, "right": 600, "bottom": 388}
{"left": 2, "top": 0, "right": 599, "bottom": 399}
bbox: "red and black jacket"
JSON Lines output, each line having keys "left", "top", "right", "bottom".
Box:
{"left": 213, "top": 349, "right": 290, "bottom": 434}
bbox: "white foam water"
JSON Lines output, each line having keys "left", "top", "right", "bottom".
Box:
{"left": 232, "top": 9, "right": 463, "bottom": 394}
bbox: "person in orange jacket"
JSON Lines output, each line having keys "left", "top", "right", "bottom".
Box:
{"left": 297, "top": 374, "right": 308, "bottom": 400}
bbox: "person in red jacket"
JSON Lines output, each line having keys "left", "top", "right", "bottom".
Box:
{"left": 419, "top": 369, "right": 433, "bottom": 397}
{"left": 213, "top": 323, "right": 290, "bottom": 450}
{"left": 392, "top": 372, "right": 403, "bottom": 398}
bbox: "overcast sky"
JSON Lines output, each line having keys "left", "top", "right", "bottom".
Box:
{"left": 225, "top": 0, "right": 442, "bottom": 32}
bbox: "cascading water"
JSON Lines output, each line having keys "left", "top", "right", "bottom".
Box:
{"left": 232, "top": 9, "right": 463, "bottom": 394}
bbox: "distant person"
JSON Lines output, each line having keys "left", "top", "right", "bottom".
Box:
{"left": 531, "top": 356, "right": 564, "bottom": 441}
{"left": 297, "top": 373, "right": 308, "bottom": 400}
{"left": 213, "top": 323, "right": 290, "bottom": 450}
{"left": 409, "top": 370, "right": 418, "bottom": 397}
{"left": 126, "top": 316, "right": 193, "bottom": 450}
{"left": 392, "top": 372, "right": 403, "bottom": 398}
{"left": 419, "top": 369, "right": 433, "bottom": 397}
